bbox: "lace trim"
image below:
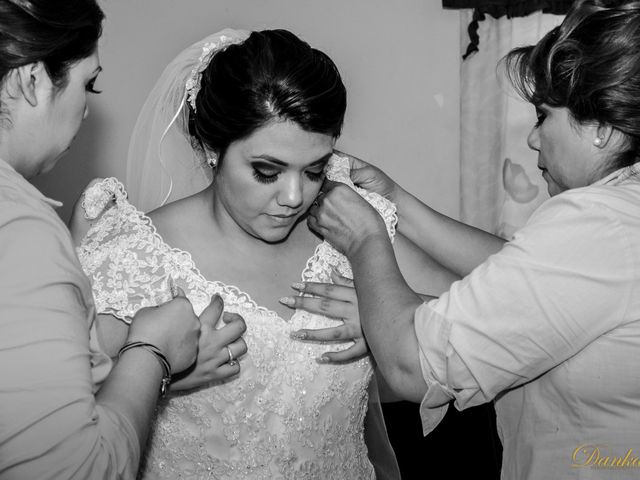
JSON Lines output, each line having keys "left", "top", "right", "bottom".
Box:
{"left": 79, "top": 186, "right": 282, "bottom": 323}
{"left": 300, "top": 156, "right": 397, "bottom": 284}
{"left": 78, "top": 154, "right": 398, "bottom": 321}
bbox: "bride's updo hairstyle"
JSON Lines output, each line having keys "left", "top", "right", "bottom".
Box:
{"left": 188, "top": 29, "right": 347, "bottom": 162}
{"left": 0, "top": 0, "right": 104, "bottom": 99}
{"left": 504, "top": 0, "right": 640, "bottom": 172}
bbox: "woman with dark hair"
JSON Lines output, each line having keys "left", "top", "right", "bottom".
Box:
{"left": 297, "top": 0, "right": 640, "bottom": 478}
{"left": 0, "top": 1, "right": 244, "bottom": 478}
{"left": 76, "top": 28, "right": 453, "bottom": 479}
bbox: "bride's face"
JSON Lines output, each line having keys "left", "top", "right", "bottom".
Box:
{"left": 213, "top": 120, "right": 334, "bottom": 243}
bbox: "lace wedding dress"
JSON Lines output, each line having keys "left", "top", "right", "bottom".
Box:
{"left": 77, "top": 156, "right": 397, "bottom": 479}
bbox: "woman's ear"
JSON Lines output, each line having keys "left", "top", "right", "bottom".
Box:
{"left": 14, "top": 62, "right": 49, "bottom": 107}
{"left": 593, "top": 123, "right": 615, "bottom": 148}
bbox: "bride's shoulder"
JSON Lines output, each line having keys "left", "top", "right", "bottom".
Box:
{"left": 148, "top": 196, "right": 186, "bottom": 222}
{"left": 148, "top": 192, "right": 203, "bottom": 231}
{"left": 146, "top": 191, "right": 213, "bottom": 247}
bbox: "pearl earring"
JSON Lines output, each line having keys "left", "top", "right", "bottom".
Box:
{"left": 207, "top": 153, "right": 218, "bottom": 168}
{"left": 594, "top": 137, "right": 603, "bottom": 146}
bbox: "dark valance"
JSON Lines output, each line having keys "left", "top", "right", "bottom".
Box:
{"left": 443, "top": 1, "right": 574, "bottom": 58}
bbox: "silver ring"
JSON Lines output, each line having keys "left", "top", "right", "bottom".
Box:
{"left": 226, "top": 345, "right": 237, "bottom": 366}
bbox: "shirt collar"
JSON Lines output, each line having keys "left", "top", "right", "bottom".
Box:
{"left": 592, "top": 162, "right": 640, "bottom": 187}
{"left": 0, "top": 158, "right": 63, "bottom": 208}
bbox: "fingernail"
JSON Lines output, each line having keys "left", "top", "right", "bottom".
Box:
{"left": 279, "top": 296, "right": 294, "bottom": 307}
{"left": 168, "top": 276, "right": 179, "bottom": 298}
{"left": 291, "top": 282, "right": 305, "bottom": 291}
{"left": 290, "top": 331, "right": 307, "bottom": 340}
{"left": 316, "top": 356, "right": 330, "bottom": 364}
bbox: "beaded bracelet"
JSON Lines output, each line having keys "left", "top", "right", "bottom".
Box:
{"left": 118, "top": 341, "right": 172, "bottom": 397}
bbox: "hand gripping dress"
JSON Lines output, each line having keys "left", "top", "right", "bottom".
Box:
{"left": 77, "top": 156, "right": 398, "bottom": 480}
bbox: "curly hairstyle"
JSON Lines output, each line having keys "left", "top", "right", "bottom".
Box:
{"left": 188, "top": 29, "right": 347, "bottom": 162}
{"left": 504, "top": 0, "right": 640, "bottom": 170}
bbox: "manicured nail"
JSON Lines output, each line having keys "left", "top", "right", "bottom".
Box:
{"left": 291, "top": 282, "right": 305, "bottom": 291}
{"left": 316, "top": 356, "right": 330, "bottom": 364}
{"left": 167, "top": 276, "right": 179, "bottom": 298}
{"left": 279, "top": 296, "right": 295, "bottom": 307}
{"left": 290, "top": 331, "right": 307, "bottom": 340}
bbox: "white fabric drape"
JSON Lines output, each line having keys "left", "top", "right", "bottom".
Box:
{"left": 459, "top": 11, "right": 563, "bottom": 238}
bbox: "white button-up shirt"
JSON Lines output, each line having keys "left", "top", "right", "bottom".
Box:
{"left": 416, "top": 164, "right": 640, "bottom": 479}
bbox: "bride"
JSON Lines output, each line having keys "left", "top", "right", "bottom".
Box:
{"left": 77, "top": 28, "right": 454, "bottom": 479}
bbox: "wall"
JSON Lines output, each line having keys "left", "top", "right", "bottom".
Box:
{"left": 33, "top": 0, "right": 461, "bottom": 222}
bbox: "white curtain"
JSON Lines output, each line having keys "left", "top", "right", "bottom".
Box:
{"left": 459, "top": 11, "right": 563, "bottom": 238}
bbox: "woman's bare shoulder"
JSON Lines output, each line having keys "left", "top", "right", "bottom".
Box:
{"left": 146, "top": 191, "right": 219, "bottom": 256}
{"left": 148, "top": 192, "right": 207, "bottom": 231}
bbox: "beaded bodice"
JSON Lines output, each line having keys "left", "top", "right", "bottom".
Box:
{"left": 77, "top": 155, "right": 397, "bottom": 479}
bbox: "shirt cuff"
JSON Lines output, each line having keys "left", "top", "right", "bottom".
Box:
{"left": 95, "top": 405, "right": 140, "bottom": 478}
{"left": 414, "top": 301, "right": 455, "bottom": 435}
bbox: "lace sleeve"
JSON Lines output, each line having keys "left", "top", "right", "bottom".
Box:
{"left": 326, "top": 154, "right": 398, "bottom": 240}
{"left": 301, "top": 155, "right": 399, "bottom": 284}
{"left": 76, "top": 178, "right": 174, "bottom": 324}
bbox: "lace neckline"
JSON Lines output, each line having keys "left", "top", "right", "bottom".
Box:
{"left": 83, "top": 155, "right": 394, "bottom": 323}
{"left": 130, "top": 204, "right": 326, "bottom": 322}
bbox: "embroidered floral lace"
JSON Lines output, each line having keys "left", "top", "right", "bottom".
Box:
{"left": 77, "top": 155, "right": 397, "bottom": 479}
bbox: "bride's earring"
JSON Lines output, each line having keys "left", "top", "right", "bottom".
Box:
{"left": 207, "top": 152, "right": 218, "bottom": 168}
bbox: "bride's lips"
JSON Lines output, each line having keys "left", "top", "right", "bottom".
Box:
{"left": 270, "top": 212, "right": 298, "bottom": 218}
{"left": 267, "top": 212, "right": 299, "bottom": 224}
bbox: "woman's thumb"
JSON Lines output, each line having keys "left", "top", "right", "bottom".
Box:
{"left": 200, "top": 294, "right": 224, "bottom": 327}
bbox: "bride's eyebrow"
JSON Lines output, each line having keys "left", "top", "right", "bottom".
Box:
{"left": 251, "top": 156, "right": 287, "bottom": 166}
{"left": 251, "top": 152, "right": 332, "bottom": 168}
{"left": 308, "top": 153, "right": 333, "bottom": 168}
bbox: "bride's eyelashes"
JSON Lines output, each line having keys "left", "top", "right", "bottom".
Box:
{"left": 305, "top": 169, "right": 325, "bottom": 182}
{"left": 251, "top": 163, "right": 279, "bottom": 184}
{"left": 251, "top": 165, "right": 326, "bottom": 184}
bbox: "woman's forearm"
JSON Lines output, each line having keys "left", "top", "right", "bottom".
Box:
{"left": 349, "top": 233, "right": 428, "bottom": 402}
{"left": 394, "top": 187, "right": 505, "bottom": 276}
{"left": 1, "top": 313, "right": 161, "bottom": 479}
{"left": 96, "top": 347, "right": 165, "bottom": 453}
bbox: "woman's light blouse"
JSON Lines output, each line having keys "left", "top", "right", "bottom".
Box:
{"left": 0, "top": 159, "right": 139, "bottom": 479}
{"left": 416, "top": 164, "right": 640, "bottom": 479}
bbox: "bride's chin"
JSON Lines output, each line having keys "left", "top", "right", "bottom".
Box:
{"left": 253, "top": 224, "right": 299, "bottom": 245}
{"left": 263, "top": 230, "right": 293, "bottom": 245}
